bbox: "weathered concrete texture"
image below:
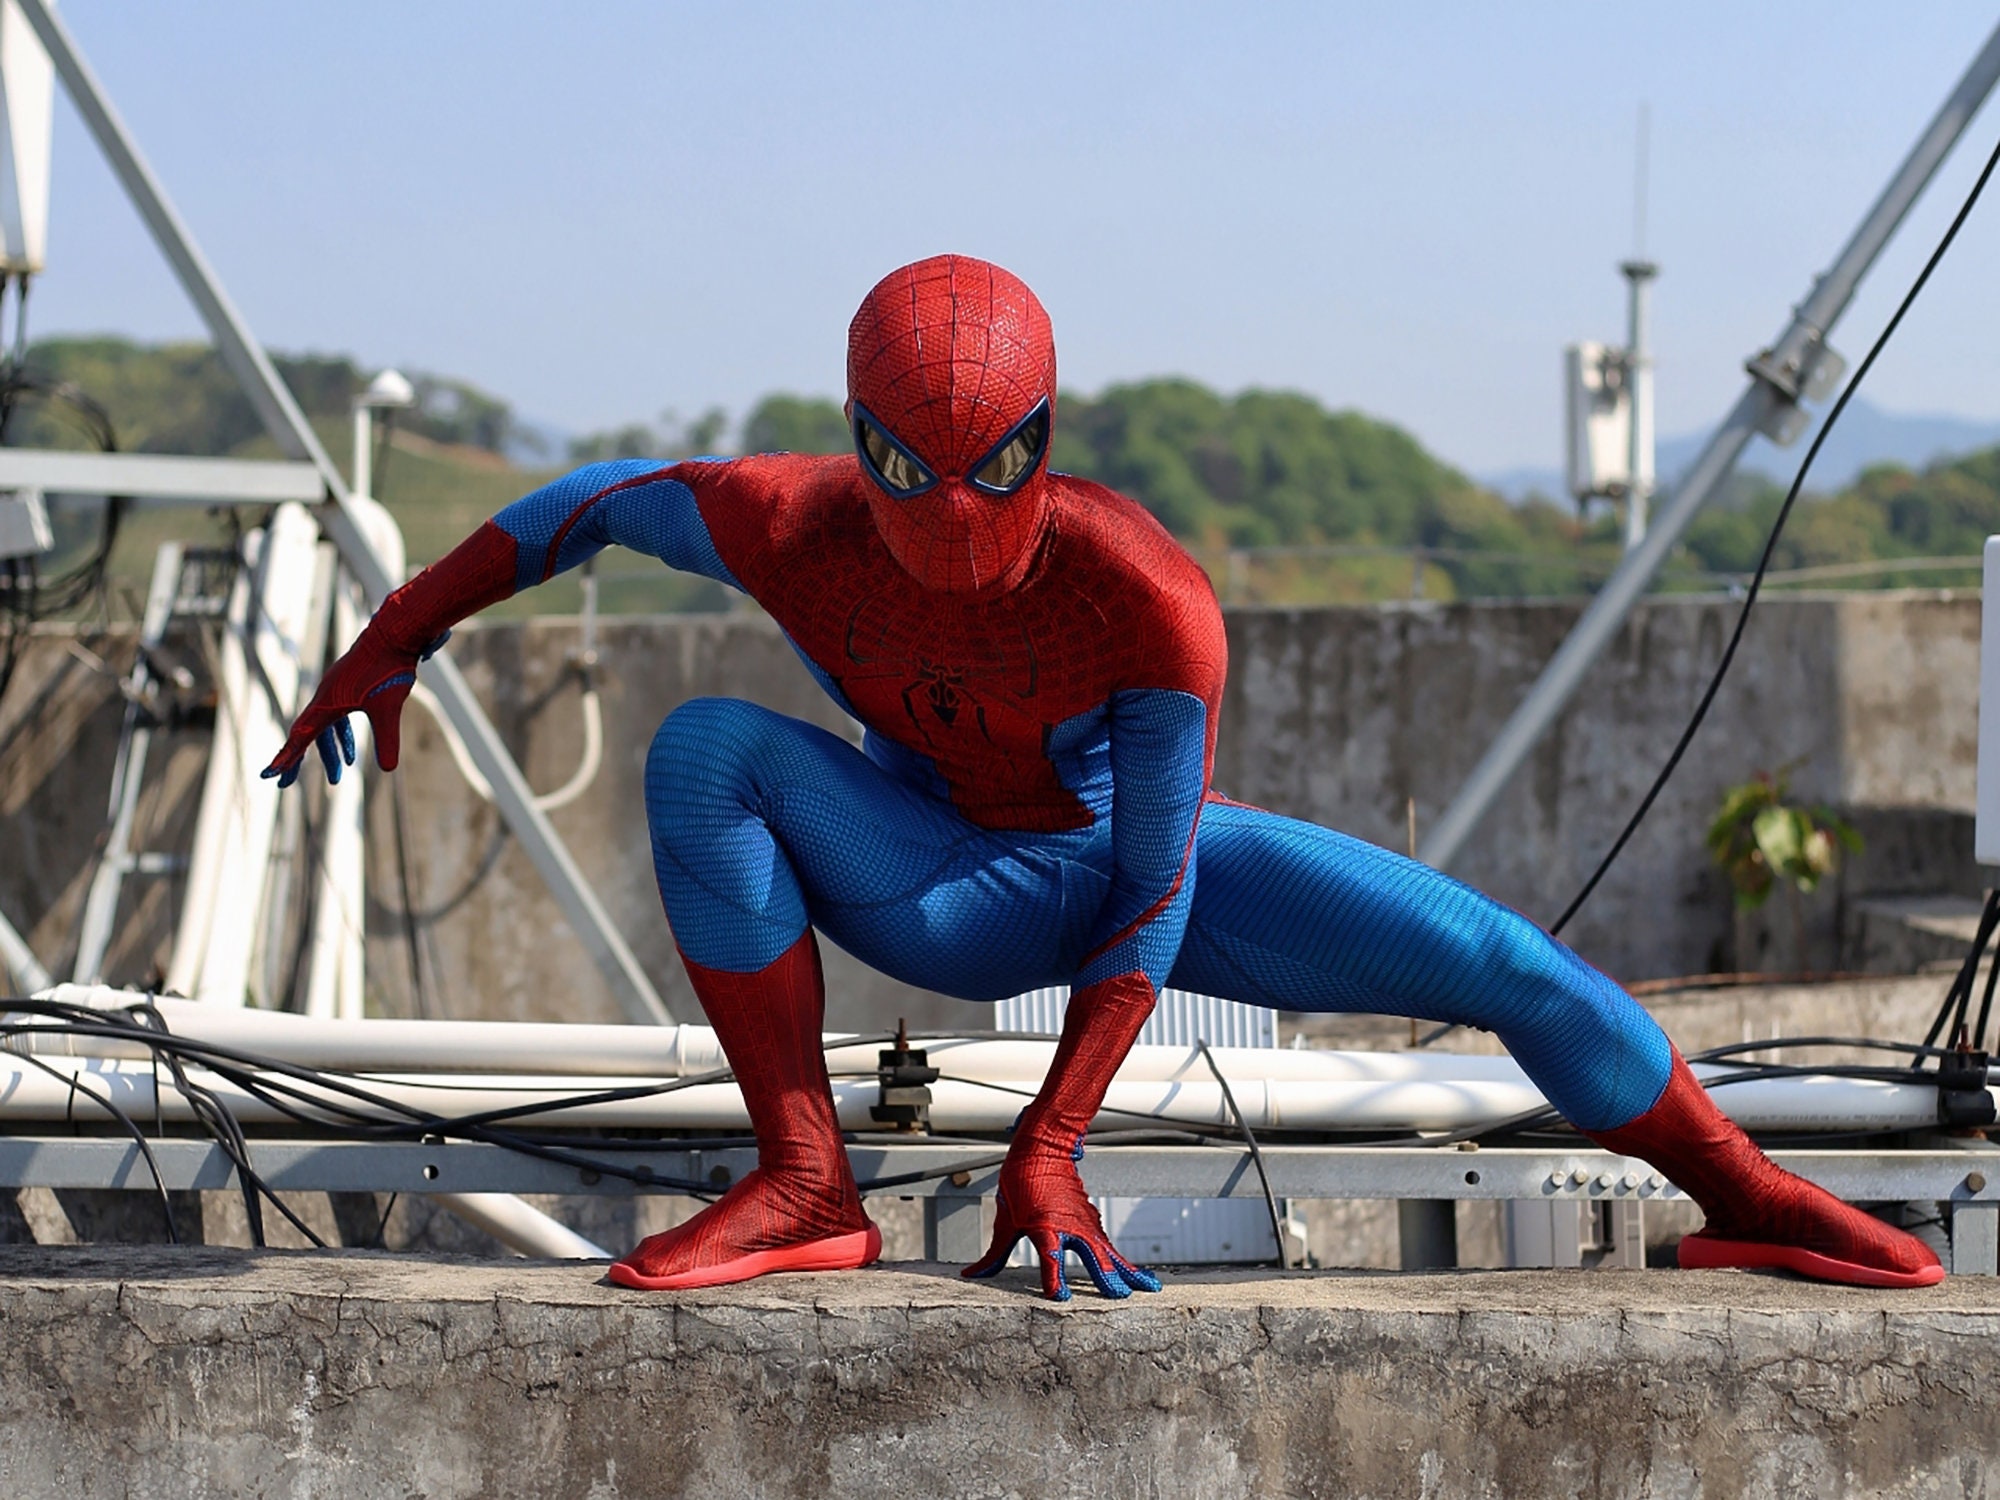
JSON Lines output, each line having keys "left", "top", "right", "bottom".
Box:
{"left": 1215, "top": 591, "right": 1982, "bottom": 981}
{"left": 3, "top": 592, "right": 1981, "bottom": 1025}
{"left": 0, "top": 1248, "right": 1993, "bottom": 1500}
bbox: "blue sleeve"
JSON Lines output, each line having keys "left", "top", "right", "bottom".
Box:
{"left": 1075, "top": 688, "right": 1210, "bottom": 993}
{"left": 490, "top": 460, "right": 742, "bottom": 594}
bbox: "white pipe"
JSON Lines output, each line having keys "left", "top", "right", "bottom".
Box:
{"left": 24, "top": 987, "right": 732, "bottom": 1074}
{"left": 0, "top": 1054, "right": 1978, "bottom": 1136}
{"left": 304, "top": 578, "right": 369, "bottom": 1021}
{"left": 309, "top": 494, "right": 405, "bottom": 1023}
{"left": 429, "top": 1192, "right": 609, "bottom": 1259}
{"left": 167, "top": 505, "right": 324, "bottom": 1004}
{"left": 408, "top": 680, "right": 603, "bottom": 815}
{"left": 26, "top": 989, "right": 1991, "bottom": 1132}
{"left": 24, "top": 988, "right": 1529, "bottom": 1083}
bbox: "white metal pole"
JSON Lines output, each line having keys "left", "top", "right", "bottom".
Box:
{"left": 1620, "top": 260, "right": 1657, "bottom": 553}
{"left": 352, "top": 403, "right": 371, "bottom": 509}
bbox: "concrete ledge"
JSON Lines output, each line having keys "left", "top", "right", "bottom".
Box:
{"left": 0, "top": 1248, "right": 1994, "bottom": 1498}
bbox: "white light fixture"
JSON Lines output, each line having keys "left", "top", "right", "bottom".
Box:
{"left": 360, "top": 367, "right": 415, "bottom": 410}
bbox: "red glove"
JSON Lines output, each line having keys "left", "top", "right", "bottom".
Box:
{"left": 963, "top": 972, "right": 1164, "bottom": 1300}
{"left": 263, "top": 521, "right": 519, "bottom": 787}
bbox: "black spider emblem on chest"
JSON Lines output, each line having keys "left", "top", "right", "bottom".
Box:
{"left": 913, "top": 659, "right": 964, "bottom": 725}
{"left": 836, "top": 595, "right": 1045, "bottom": 748}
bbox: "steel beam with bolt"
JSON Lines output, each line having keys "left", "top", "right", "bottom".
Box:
{"left": 15, "top": 0, "right": 671, "bottom": 1024}
{"left": 1421, "top": 22, "right": 2000, "bottom": 872}
{"left": 2, "top": 1136, "right": 1992, "bottom": 1205}
{"left": 2, "top": 1136, "right": 1993, "bottom": 1270}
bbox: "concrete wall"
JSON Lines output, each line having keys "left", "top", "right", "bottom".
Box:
{"left": 0, "top": 591, "right": 1981, "bottom": 1027}
{"left": 0, "top": 1249, "right": 1994, "bottom": 1500}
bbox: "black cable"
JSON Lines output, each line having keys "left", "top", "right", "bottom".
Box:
{"left": 128, "top": 1004, "right": 265, "bottom": 1242}
{"left": 922, "top": 1066, "right": 1246, "bottom": 1137}
{"left": 0, "top": 365, "right": 122, "bottom": 716}
{"left": 387, "top": 775, "right": 431, "bottom": 1019}
{"left": 1687, "top": 1034, "right": 1962, "bottom": 1064}
{"left": 11, "top": 1049, "right": 178, "bottom": 1244}
{"left": 1975, "top": 936, "right": 2000, "bottom": 1055}
{"left": 0, "top": 1003, "right": 724, "bottom": 1194}
{"left": 1196, "top": 1039, "right": 1289, "bottom": 1269}
{"left": 1967, "top": 916, "right": 2000, "bottom": 1054}
{"left": 849, "top": 1129, "right": 1244, "bottom": 1194}
{"left": 127, "top": 1002, "right": 326, "bottom": 1248}
{"left": 1546, "top": 130, "right": 2000, "bottom": 940}
{"left": 1924, "top": 888, "right": 2000, "bottom": 1050}
{"left": 0, "top": 996, "right": 1961, "bottom": 1230}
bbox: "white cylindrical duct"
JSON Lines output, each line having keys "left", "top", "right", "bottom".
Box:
{"left": 0, "top": 1054, "right": 1975, "bottom": 1136}
{"left": 430, "top": 1192, "right": 609, "bottom": 1260}
{"left": 25, "top": 986, "right": 1532, "bottom": 1086}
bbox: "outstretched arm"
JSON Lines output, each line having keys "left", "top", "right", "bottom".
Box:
{"left": 263, "top": 460, "right": 740, "bottom": 786}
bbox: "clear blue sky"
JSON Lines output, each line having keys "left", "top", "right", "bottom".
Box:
{"left": 36, "top": 2, "right": 2000, "bottom": 473}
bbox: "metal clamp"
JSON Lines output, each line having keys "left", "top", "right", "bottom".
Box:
{"left": 1746, "top": 320, "right": 1848, "bottom": 447}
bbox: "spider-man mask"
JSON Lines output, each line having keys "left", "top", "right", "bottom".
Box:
{"left": 847, "top": 255, "right": 1056, "bottom": 594}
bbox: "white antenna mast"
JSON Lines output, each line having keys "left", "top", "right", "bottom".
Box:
{"left": 1620, "top": 104, "right": 1658, "bottom": 553}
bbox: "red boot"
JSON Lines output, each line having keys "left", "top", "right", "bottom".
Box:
{"left": 1591, "top": 1051, "right": 1943, "bottom": 1288}
{"left": 607, "top": 932, "right": 880, "bottom": 1291}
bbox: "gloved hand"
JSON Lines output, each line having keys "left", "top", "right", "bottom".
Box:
{"left": 964, "top": 1127, "right": 1162, "bottom": 1301}
{"left": 262, "top": 519, "right": 521, "bottom": 788}
{"left": 961, "top": 971, "right": 1163, "bottom": 1301}
{"left": 262, "top": 625, "right": 446, "bottom": 786}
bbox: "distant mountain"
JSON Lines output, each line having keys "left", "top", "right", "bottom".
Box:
{"left": 1481, "top": 397, "right": 2000, "bottom": 503}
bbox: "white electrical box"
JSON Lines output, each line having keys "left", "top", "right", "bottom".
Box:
{"left": 0, "top": 485, "right": 48, "bottom": 558}
{"left": 1977, "top": 536, "right": 2000, "bottom": 865}
{"left": 1564, "top": 341, "right": 1631, "bottom": 501}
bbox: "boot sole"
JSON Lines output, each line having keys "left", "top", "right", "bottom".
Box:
{"left": 606, "top": 1223, "right": 882, "bottom": 1292}
{"left": 1678, "top": 1232, "right": 1945, "bottom": 1288}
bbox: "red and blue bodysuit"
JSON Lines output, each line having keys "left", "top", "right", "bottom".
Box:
{"left": 271, "top": 255, "right": 1942, "bottom": 1296}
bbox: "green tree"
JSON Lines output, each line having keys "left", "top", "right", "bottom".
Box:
{"left": 403, "top": 374, "right": 519, "bottom": 454}
{"left": 567, "top": 407, "right": 730, "bottom": 464}
{"left": 742, "top": 394, "right": 849, "bottom": 455}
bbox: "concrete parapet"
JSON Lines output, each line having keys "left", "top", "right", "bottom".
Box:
{"left": 0, "top": 1247, "right": 1993, "bottom": 1498}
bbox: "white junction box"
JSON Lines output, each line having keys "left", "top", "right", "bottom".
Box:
{"left": 0, "top": 485, "right": 49, "bottom": 558}
{"left": 1979, "top": 536, "right": 2000, "bottom": 865}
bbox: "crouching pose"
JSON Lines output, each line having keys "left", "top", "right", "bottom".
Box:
{"left": 268, "top": 255, "right": 1942, "bottom": 1298}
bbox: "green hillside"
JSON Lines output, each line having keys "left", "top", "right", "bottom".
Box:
{"left": 15, "top": 336, "right": 1999, "bottom": 618}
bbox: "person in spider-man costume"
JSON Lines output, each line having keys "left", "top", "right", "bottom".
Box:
{"left": 269, "top": 254, "right": 1942, "bottom": 1297}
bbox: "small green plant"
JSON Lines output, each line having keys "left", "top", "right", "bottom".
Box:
{"left": 1707, "top": 767, "right": 1862, "bottom": 975}
{"left": 1706, "top": 768, "right": 1862, "bottom": 910}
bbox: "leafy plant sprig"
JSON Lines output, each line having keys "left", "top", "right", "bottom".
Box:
{"left": 1706, "top": 766, "right": 1862, "bottom": 911}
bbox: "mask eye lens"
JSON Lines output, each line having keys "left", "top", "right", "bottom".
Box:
{"left": 857, "top": 414, "right": 934, "bottom": 496}
{"left": 972, "top": 408, "right": 1048, "bottom": 494}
